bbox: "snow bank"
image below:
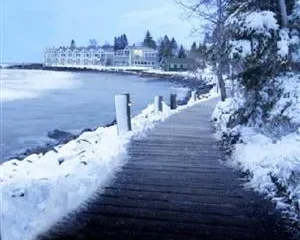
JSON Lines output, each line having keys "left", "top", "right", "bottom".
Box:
{"left": 0, "top": 89, "right": 219, "bottom": 240}
{"left": 212, "top": 73, "right": 300, "bottom": 219}
{"left": 144, "top": 67, "right": 217, "bottom": 83}
{"left": 232, "top": 129, "right": 300, "bottom": 213}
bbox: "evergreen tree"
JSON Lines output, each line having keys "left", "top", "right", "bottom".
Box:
{"left": 158, "top": 35, "right": 172, "bottom": 60}
{"left": 191, "top": 42, "right": 197, "bottom": 52}
{"left": 198, "top": 43, "right": 207, "bottom": 57}
{"left": 114, "top": 34, "right": 129, "bottom": 51}
{"left": 121, "top": 34, "right": 128, "bottom": 49}
{"left": 226, "top": 0, "right": 283, "bottom": 88}
{"left": 223, "top": 0, "right": 300, "bottom": 124}
{"left": 114, "top": 37, "right": 119, "bottom": 51}
{"left": 89, "top": 39, "right": 98, "bottom": 48}
{"left": 178, "top": 45, "right": 187, "bottom": 58}
{"left": 170, "top": 37, "right": 178, "bottom": 56}
{"left": 70, "top": 39, "right": 76, "bottom": 49}
{"left": 143, "top": 31, "right": 157, "bottom": 49}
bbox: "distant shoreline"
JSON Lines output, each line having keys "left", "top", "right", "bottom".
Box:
{"left": 4, "top": 63, "right": 215, "bottom": 94}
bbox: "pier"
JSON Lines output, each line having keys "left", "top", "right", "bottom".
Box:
{"left": 37, "top": 97, "right": 291, "bottom": 240}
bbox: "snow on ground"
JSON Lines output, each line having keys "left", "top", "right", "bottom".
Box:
{"left": 212, "top": 73, "right": 300, "bottom": 219}
{"left": 144, "top": 67, "right": 217, "bottom": 83}
{"left": 53, "top": 64, "right": 151, "bottom": 72}
{"left": 0, "top": 88, "right": 219, "bottom": 240}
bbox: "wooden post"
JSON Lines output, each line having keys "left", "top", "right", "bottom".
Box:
{"left": 170, "top": 94, "right": 177, "bottom": 110}
{"left": 186, "top": 90, "right": 192, "bottom": 100}
{"left": 114, "top": 93, "right": 132, "bottom": 134}
{"left": 154, "top": 96, "right": 163, "bottom": 113}
{"left": 191, "top": 91, "right": 197, "bottom": 101}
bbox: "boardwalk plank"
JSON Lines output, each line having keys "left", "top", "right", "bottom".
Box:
{"left": 38, "top": 98, "right": 291, "bottom": 240}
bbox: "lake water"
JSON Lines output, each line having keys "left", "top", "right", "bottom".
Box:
{"left": 1, "top": 69, "right": 185, "bottom": 162}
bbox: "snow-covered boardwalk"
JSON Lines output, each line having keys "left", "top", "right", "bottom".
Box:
{"left": 37, "top": 98, "right": 291, "bottom": 240}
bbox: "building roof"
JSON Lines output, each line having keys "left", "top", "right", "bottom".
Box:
{"left": 46, "top": 45, "right": 156, "bottom": 53}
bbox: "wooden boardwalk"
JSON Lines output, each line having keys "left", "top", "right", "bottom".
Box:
{"left": 38, "top": 98, "right": 291, "bottom": 240}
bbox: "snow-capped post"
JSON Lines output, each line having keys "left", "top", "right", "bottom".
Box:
{"left": 154, "top": 96, "right": 163, "bottom": 113}
{"left": 191, "top": 91, "right": 197, "bottom": 101}
{"left": 114, "top": 93, "right": 132, "bottom": 134}
{"left": 170, "top": 93, "right": 177, "bottom": 110}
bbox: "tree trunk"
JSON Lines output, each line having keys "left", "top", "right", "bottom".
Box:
{"left": 217, "top": 65, "right": 227, "bottom": 101}
{"left": 278, "top": 0, "right": 288, "bottom": 27}
{"left": 216, "top": 0, "right": 227, "bottom": 101}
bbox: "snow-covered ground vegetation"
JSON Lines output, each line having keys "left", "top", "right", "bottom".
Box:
{"left": 212, "top": 0, "right": 300, "bottom": 220}
{"left": 0, "top": 89, "right": 218, "bottom": 240}
{"left": 213, "top": 73, "right": 300, "bottom": 217}
{"left": 144, "top": 67, "right": 217, "bottom": 83}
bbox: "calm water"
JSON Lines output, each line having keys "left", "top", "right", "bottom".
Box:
{"left": 1, "top": 69, "right": 184, "bottom": 161}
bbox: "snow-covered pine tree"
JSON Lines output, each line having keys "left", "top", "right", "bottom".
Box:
{"left": 290, "top": 0, "right": 300, "bottom": 68}
{"left": 225, "top": 0, "right": 300, "bottom": 126}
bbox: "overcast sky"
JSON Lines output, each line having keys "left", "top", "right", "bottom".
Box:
{"left": 0, "top": 0, "right": 200, "bottom": 63}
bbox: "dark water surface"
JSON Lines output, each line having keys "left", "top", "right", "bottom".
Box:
{"left": 2, "top": 70, "right": 182, "bottom": 161}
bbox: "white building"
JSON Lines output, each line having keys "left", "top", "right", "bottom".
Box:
{"left": 43, "top": 45, "right": 159, "bottom": 68}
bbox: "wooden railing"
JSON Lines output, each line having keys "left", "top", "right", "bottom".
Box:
{"left": 114, "top": 90, "right": 198, "bottom": 135}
